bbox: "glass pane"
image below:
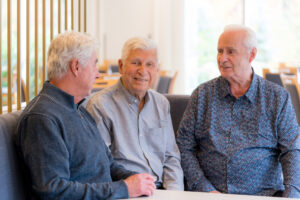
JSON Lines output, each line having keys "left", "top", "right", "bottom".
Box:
{"left": 184, "top": 0, "right": 243, "bottom": 93}
{"left": 245, "top": 0, "right": 300, "bottom": 72}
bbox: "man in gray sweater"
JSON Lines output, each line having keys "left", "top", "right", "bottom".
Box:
{"left": 15, "top": 32, "right": 155, "bottom": 199}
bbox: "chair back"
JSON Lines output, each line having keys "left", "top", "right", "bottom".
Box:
{"left": 157, "top": 76, "right": 172, "bottom": 94}
{"left": 155, "top": 71, "right": 177, "bottom": 94}
{"left": 265, "top": 73, "right": 283, "bottom": 87}
{"left": 0, "top": 111, "right": 28, "bottom": 199}
{"left": 285, "top": 84, "right": 300, "bottom": 125}
{"left": 108, "top": 65, "right": 120, "bottom": 74}
{"left": 164, "top": 94, "right": 190, "bottom": 135}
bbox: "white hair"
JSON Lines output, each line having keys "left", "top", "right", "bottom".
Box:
{"left": 121, "top": 37, "right": 159, "bottom": 63}
{"left": 223, "top": 24, "right": 257, "bottom": 50}
{"left": 47, "top": 31, "right": 99, "bottom": 80}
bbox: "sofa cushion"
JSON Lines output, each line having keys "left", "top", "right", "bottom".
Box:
{"left": 0, "top": 111, "right": 28, "bottom": 200}
{"left": 164, "top": 94, "right": 190, "bottom": 136}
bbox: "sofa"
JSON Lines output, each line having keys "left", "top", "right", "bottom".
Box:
{"left": 0, "top": 111, "right": 28, "bottom": 199}
{"left": 0, "top": 94, "right": 190, "bottom": 200}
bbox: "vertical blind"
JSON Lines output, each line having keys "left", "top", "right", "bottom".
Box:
{"left": 0, "top": 0, "right": 87, "bottom": 114}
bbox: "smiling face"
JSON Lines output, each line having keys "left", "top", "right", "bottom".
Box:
{"left": 119, "top": 48, "right": 159, "bottom": 99}
{"left": 217, "top": 30, "right": 255, "bottom": 82}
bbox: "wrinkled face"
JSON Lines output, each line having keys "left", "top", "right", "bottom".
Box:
{"left": 77, "top": 51, "right": 99, "bottom": 97}
{"left": 217, "top": 31, "right": 253, "bottom": 81}
{"left": 119, "top": 48, "right": 159, "bottom": 98}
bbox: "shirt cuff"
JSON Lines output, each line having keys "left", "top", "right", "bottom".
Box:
{"left": 110, "top": 180, "right": 130, "bottom": 199}
{"left": 194, "top": 180, "right": 216, "bottom": 192}
{"left": 283, "top": 184, "right": 300, "bottom": 198}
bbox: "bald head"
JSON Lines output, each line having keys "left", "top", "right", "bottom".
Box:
{"left": 222, "top": 24, "right": 257, "bottom": 52}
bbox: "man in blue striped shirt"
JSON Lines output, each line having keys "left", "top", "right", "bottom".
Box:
{"left": 177, "top": 24, "right": 300, "bottom": 198}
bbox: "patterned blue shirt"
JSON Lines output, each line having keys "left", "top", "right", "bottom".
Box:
{"left": 177, "top": 73, "right": 300, "bottom": 198}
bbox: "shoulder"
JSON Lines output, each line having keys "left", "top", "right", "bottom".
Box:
{"left": 20, "top": 94, "right": 59, "bottom": 122}
{"left": 148, "top": 89, "right": 170, "bottom": 106}
{"left": 257, "top": 75, "right": 289, "bottom": 100}
{"left": 86, "top": 85, "right": 116, "bottom": 108}
{"left": 191, "top": 77, "right": 220, "bottom": 100}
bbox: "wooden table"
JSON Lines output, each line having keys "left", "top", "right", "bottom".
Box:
{"left": 93, "top": 74, "right": 120, "bottom": 90}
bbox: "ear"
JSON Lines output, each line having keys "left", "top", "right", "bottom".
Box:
{"left": 70, "top": 58, "right": 80, "bottom": 77}
{"left": 118, "top": 59, "right": 124, "bottom": 74}
{"left": 156, "top": 63, "right": 160, "bottom": 73}
{"left": 249, "top": 47, "right": 257, "bottom": 63}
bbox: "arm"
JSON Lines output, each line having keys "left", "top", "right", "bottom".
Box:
{"left": 176, "top": 89, "right": 216, "bottom": 192}
{"left": 162, "top": 103, "right": 184, "bottom": 190}
{"left": 276, "top": 94, "right": 300, "bottom": 198}
{"left": 104, "top": 126, "right": 156, "bottom": 198}
{"left": 18, "top": 114, "right": 129, "bottom": 200}
{"left": 86, "top": 97, "right": 156, "bottom": 197}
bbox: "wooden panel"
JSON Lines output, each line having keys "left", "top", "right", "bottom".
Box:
{"left": 0, "top": 0, "right": 2, "bottom": 113}
{"left": 17, "top": 0, "right": 21, "bottom": 109}
{"left": 7, "top": 0, "right": 12, "bottom": 112}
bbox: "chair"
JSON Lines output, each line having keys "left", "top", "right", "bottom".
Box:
{"left": 157, "top": 76, "right": 172, "bottom": 94}
{"left": 285, "top": 84, "right": 300, "bottom": 126}
{"left": 164, "top": 94, "right": 190, "bottom": 135}
{"left": 156, "top": 71, "right": 178, "bottom": 94}
{"left": 108, "top": 65, "right": 119, "bottom": 74}
{"left": 265, "top": 73, "right": 283, "bottom": 87}
{"left": 0, "top": 111, "right": 28, "bottom": 199}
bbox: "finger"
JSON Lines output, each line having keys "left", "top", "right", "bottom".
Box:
{"left": 144, "top": 180, "right": 156, "bottom": 188}
{"left": 141, "top": 173, "right": 156, "bottom": 181}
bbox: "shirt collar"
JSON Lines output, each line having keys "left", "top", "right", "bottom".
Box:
{"left": 116, "top": 79, "right": 150, "bottom": 106}
{"left": 41, "top": 81, "right": 77, "bottom": 111}
{"left": 218, "top": 69, "right": 257, "bottom": 103}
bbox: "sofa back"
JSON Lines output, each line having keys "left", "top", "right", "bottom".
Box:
{"left": 164, "top": 94, "right": 190, "bottom": 136}
{"left": 0, "top": 111, "right": 28, "bottom": 200}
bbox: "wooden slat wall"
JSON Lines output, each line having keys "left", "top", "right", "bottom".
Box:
{"left": 0, "top": 0, "right": 2, "bottom": 113}
{"left": 7, "top": 0, "right": 12, "bottom": 112}
{"left": 0, "top": 0, "right": 87, "bottom": 114}
{"left": 17, "top": 0, "right": 21, "bottom": 110}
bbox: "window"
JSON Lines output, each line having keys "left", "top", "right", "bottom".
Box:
{"left": 185, "top": 0, "right": 300, "bottom": 93}
{"left": 0, "top": 0, "right": 86, "bottom": 113}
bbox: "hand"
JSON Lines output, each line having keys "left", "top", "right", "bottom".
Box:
{"left": 210, "top": 190, "right": 221, "bottom": 193}
{"left": 124, "top": 173, "right": 156, "bottom": 198}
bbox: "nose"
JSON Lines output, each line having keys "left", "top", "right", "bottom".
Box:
{"left": 95, "top": 68, "right": 100, "bottom": 79}
{"left": 218, "top": 53, "right": 227, "bottom": 63}
{"left": 137, "top": 64, "right": 146, "bottom": 74}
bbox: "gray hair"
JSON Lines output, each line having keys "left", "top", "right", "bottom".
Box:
{"left": 47, "top": 31, "right": 99, "bottom": 80}
{"left": 121, "top": 37, "right": 159, "bottom": 63}
{"left": 223, "top": 24, "right": 257, "bottom": 51}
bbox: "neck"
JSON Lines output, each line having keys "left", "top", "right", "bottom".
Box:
{"left": 228, "top": 70, "right": 253, "bottom": 98}
{"left": 50, "top": 78, "right": 83, "bottom": 104}
{"left": 138, "top": 98, "right": 145, "bottom": 113}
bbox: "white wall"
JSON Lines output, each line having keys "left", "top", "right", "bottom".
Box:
{"left": 86, "top": 0, "right": 187, "bottom": 94}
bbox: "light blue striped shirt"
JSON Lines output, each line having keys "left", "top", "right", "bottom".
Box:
{"left": 86, "top": 80, "right": 184, "bottom": 190}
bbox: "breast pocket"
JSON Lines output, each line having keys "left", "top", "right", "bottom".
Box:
{"left": 144, "top": 119, "right": 168, "bottom": 154}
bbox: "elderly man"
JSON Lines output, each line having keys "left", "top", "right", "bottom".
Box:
{"left": 85, "top": 37, "right": 184, "bottom": 190}
{"left": 177, "top": 25, "right": 300, "bottom": 198}
{"left": 15, "top": 32, "right": 155, "bottom": 199}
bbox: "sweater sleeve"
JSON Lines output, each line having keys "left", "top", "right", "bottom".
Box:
{"left": 17, "top": 114, "right": 130, "bottom": 200}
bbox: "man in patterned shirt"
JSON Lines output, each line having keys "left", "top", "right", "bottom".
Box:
{"left": 176, "top": 24, "right": 300, "bottom": 198}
